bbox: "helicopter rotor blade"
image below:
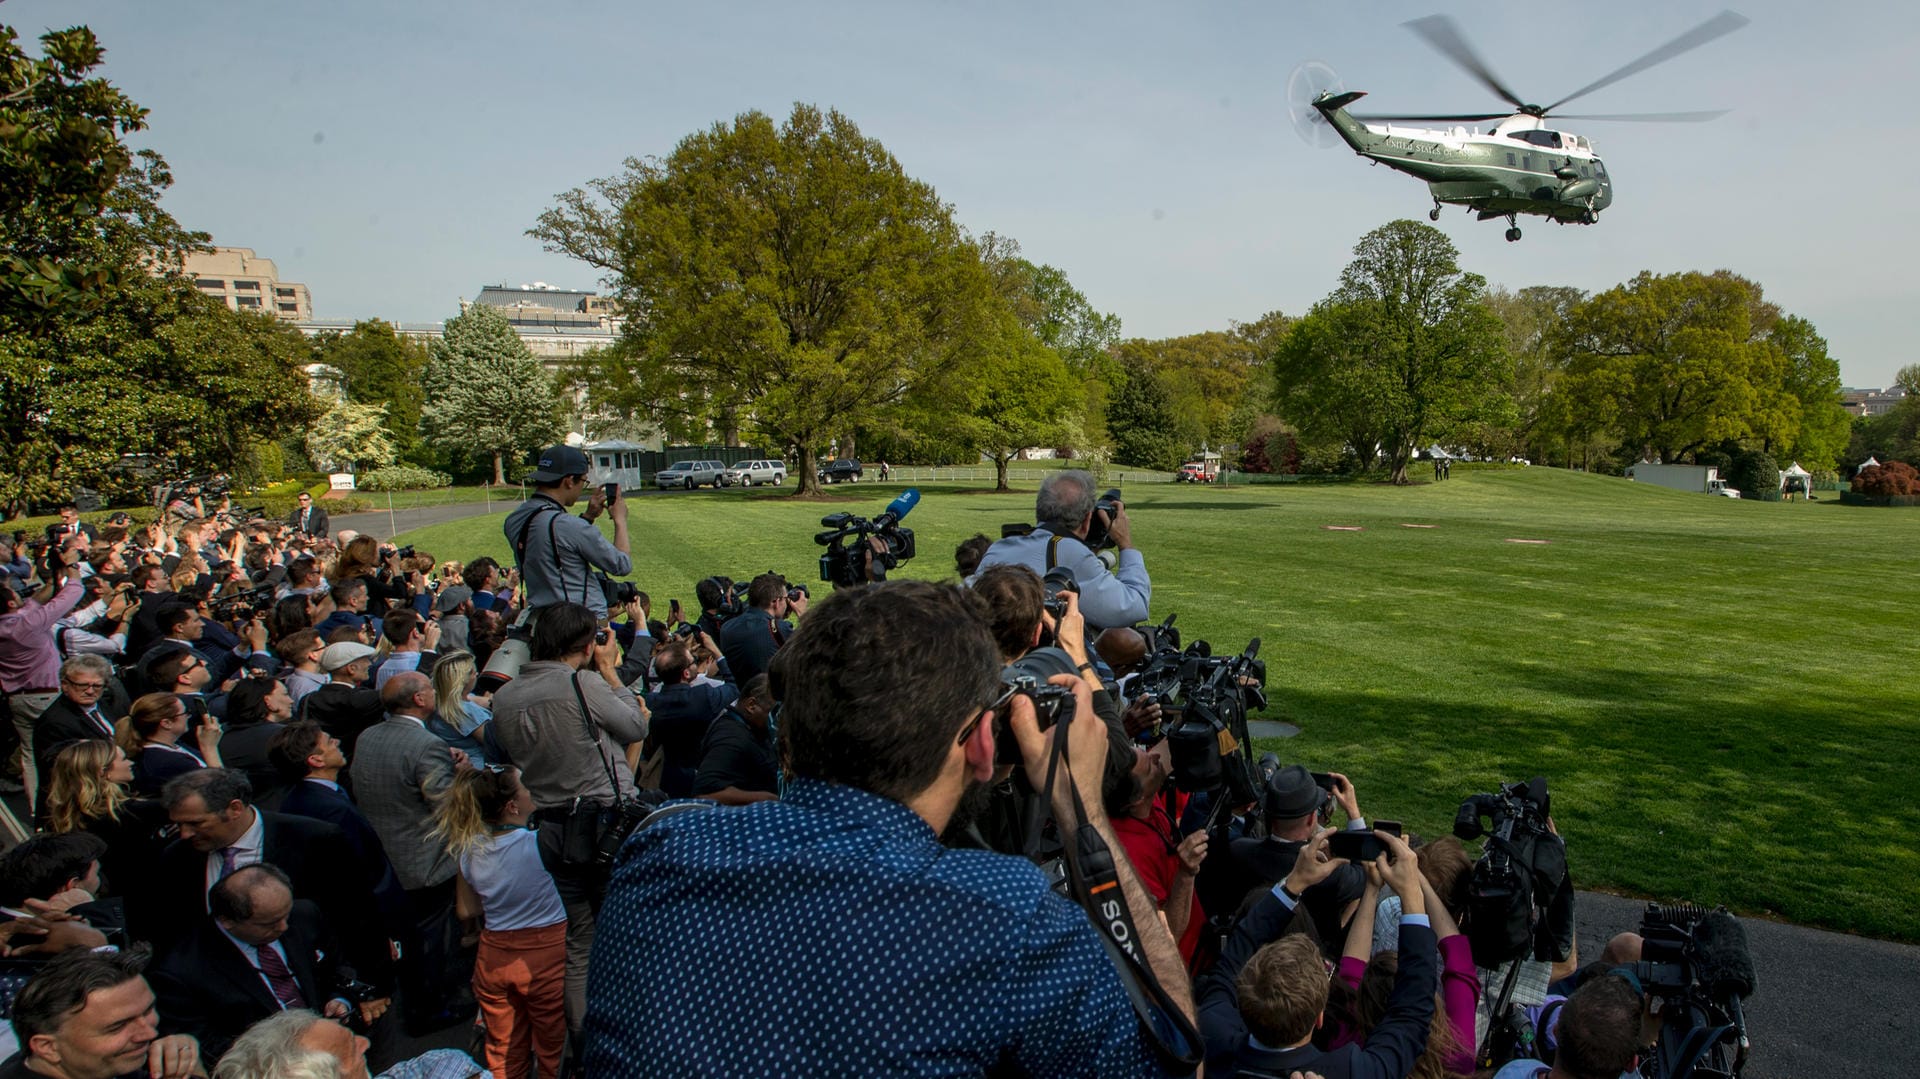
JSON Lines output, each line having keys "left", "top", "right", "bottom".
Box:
{"left": 1552, "top": 109, "right": 1732, "bottom": 123}
{"left": 1542, "top": 10, "right": 1750, "bottom": 113}
{"left": 1350, "top": 112, "right": 1512, "bottom": 124}
{"left": 1402, "top": 15, "right": 1529, "bottom": 112}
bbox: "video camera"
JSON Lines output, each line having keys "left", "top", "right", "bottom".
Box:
{"left": 1133, "top": 629, "right": 1267, "bottom": 807}
{"left": 815, "top": 489, "right": 919, "bottom": 588}
{"left": 1632, "top": 903, "right": 1755, "bottom": 1078}
{"left": 210, "top": 583, "right": 276, "bottom": 623}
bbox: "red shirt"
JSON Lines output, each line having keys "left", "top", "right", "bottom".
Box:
{"left": 1111, "top": 799, "right": 1206, "bottom": 965}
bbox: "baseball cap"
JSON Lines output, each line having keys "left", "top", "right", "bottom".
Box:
{"left": 528, "top": 445, "right": 590, "bottom": 483}
{"left": 320, "top": 642, "right": 378, "bottom": 672}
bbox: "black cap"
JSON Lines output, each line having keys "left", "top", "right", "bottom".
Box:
{"left": 528, "top": 445, "right": 590, "bottom": 483}
{"left": 1262, "top": 764, "right": 1328, "bottom": 821}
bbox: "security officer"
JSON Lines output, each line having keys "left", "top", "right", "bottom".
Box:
{"left": 972, "top": 469, "right": 1149, "bottom": 631}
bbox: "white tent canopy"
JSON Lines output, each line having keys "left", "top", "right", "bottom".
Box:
{"left": 1781, "top": 461, "right": 1812, "bottom": 494}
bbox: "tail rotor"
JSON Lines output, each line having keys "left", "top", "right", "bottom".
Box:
{"left": 1286, "top": 61, "right": 1346, "bottom": 149}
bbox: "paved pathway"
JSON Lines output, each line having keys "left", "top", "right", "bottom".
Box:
{"left": 327, "top": 498, "right": 512, "bottom": 541}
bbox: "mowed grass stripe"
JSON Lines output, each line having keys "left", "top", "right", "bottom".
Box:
{"left": 396, "top": 469, "right": 1920, "bottom": 940}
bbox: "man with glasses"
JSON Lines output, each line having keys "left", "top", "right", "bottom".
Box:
{"left": 30, "top": 656, "right": 127, "bottom": 819}
{"left": 284, "top": 493, "right": 329, "bottom": 541}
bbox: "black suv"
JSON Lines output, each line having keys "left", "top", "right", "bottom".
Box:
{"left": 818, "top": 458, "right": 863, "bottom": 484}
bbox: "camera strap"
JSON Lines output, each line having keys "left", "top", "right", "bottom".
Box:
{"left": 569, "top": 671, "right": 625, "bottom": 806}
{"left": 1035, "top": 715, "right": 1202, "bottom": 1073}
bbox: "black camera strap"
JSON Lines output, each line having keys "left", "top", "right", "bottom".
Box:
{"left": 1032, "top": 713, "right": 1202, "bottom": 1074}
{"left": 569, "top": 671, "right": 625, "bottom": 806}
{"left": 515, "top": 495, "right": 594, "bottom": 609}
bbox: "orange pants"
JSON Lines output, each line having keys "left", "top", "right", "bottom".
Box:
{"left": 473, "top": 921, "right": 567, "bottom": 1079}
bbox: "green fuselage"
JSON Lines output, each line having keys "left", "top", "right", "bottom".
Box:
{"left": 1315, "top": 94, "right": 1613, "bottom": 224}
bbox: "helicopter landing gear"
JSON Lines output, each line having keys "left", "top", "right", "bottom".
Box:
{"left": 1429, "top": 199, "right": 1442, "bottom": 221}
{"left": 1504, "top": 214, "right": 1521, "bottom": 242}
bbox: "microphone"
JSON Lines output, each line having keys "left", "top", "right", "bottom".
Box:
{"left": 876, "top": 488, "right": 920, "bottom": 528}
{"left": 1694, "top": 909, "right": 1757, "bottom": 1000}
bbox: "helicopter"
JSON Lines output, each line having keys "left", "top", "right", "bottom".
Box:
{"left": 1289, "top": 10, "right": 1749, "bottom": 241}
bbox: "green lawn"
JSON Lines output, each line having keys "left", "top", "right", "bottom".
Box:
{"left": 395, "top": 469, "right": 1920, "bottom": 941}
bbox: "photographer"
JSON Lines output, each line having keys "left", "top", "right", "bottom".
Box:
{"left": 715, "top": 572, "right": 804, "bottom": 685}
{"left": 1207, "top": 765, "right": 1371, "bottom": 943}
{"left": 975, "top": 469, "right": 1150, "bottom": 631}
{"left": 487, "top": 602, "right": 649, "bottom": 1037}
{"left": 1, "top": 552, "right": 86, "bottom": 803}
{"left": 1490, "top": 974, "right": 1645, "bottom": 1079}
{"left": 501, "top": 445, "right": 632, "bottom": 621}
{"left": 642, "top": 638, "right": 736, "bottom": 799}
{"left": 584, "top": 580, "right": 1192, "bottom": 1076}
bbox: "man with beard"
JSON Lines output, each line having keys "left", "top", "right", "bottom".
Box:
{"left": 584, "top": 580, "right": 1193, "bottom": 1077}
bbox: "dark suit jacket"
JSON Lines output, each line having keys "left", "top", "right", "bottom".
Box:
{"left": 286, "top": 505, "right": 330, "bottom": 538}
{"left": 717, "top": 609, "right": 789, "bottom": 686}
{"left": 150, "top": 900, "right": 339, "bottom": 1065}
{"left": 135, "top": 810, "right": 394, "bottom": 996}
{"left": 219, "top": 720, "right": 291, "bottom": 809}
{"left": 1197, "top": 891, "right": 1437, "bottom": 1079}
{"left": 31, "top": 693, "right": 125, "bottom": 818}
{"left": 278, "top": 779, "right": 409, "bottom": 931}
{"left": 297, "top": 682, "right": 385, "bottom": 758}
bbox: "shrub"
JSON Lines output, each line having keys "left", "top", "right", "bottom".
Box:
{"left": 357, "top": 465, "right": 452, "bottom": 492}
{"left": 1728, "top": 451, "right": 1780, "bottom": 500}
{"left": 1852, "top": 461, "right": 1920, "bottom": 497}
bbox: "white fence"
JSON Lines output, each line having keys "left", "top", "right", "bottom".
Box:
{"left": 880, "top": 466, "right": 1178, "bottom": 485}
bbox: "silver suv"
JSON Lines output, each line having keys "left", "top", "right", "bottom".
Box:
{"left": 654, "top": 460, "right": 726, "bottom": 489}
{"left": 721, "top": 459, "right": 787, "bottom": 487}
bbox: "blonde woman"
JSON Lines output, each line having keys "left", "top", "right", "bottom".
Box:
{"left": 44, "top": 739, "right": 174, "bottom": 893}
{"left": 116, "top": 691, "right": 222, "bottom": 797}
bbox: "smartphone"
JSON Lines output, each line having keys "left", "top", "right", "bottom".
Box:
{"left": 594, "top": 628, "right": 610, "bottom": 645}
{"left": 602, "top": 482, "right": 620, "bottom": 502}
{"left": 1310, "top": 771, "right": 1337, "bottom": 792}
{"left": 1328, "top": 830, "right": 1384, "bottom": 862}
{"left": 1374, "top": 819, "right": 1403, "bottom": 839}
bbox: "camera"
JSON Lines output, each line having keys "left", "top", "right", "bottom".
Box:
{"left": 1082, "top": 488, "right": 1124, "bottom": 551}
{"left": 815, "top": 489, "right": 920, "bottom": 588}
{"left": 1453, "top": 778, "right": 1552, "bottom": 843}
{"left": 393, "top": 544, "right": 416, "bottom": 561}
{"left": 1040, "top": 566, "right": 1078, "bottom": 619}
{"left": 1453, "top": 777, "right": 1572, "bottom": 970}
{"left": 786, "top": 582, "right": 810, "bottom": 603}
{"left": 1133, "top": 630, "right": 1266, "bottom": 801}
{"left": 990, "top": 647, "right": 1079, "bottom": 768}
{"left": 211, "top": 584, "right": 275, "bottom": 623}
{"left": 1632, "top": 903, "right": 1755, "bottom": 1078}
{"left": 601, "top": 577, "right": 639, "bottom": 607}
{"left": 595, "top": 799, "right": 653, "bottom": 868}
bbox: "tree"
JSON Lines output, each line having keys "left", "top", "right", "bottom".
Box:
{"left": 1107, "top": 354, "right": 1186, "bottom": 471}
{"left": 306, "top": 402, "right": 396, "bottom": 474}
{"left": 533, "top": 104, "right": 995, "bottom": 495}
{"left": 421, "top": 304, "right": 565, "bottom": 485}
{"left": 313, "top": 320, "right": 430, "bottom": 456}
{"left": 1767, "top": 315, "right": 1851, "bottom": 471}
{"left": 0, "top": 22, "right": 323, "bottom": 510}
{"left": 1486, "top": 285, "right": 1585, "bottom": 462}
{"left": 1727, "top": 450, "right": 1780, "bottom": 501}
{"left": 963, "top": 321, "right": 1084, "bottom": 491}
{"left": 1273, "top": 221, "right": 1510, "bottom": 483}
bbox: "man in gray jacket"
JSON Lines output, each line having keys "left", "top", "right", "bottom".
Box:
{"left": 972, "top": 469, "right": 1151, "bottom": 631}
{"left": 352, "top": 671, "right": 466, "bottom": 1035}
{"left": 489, "top": 601, "right": 649, "bottom": 1034}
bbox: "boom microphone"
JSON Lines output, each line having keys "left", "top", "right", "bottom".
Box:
{"left": 1693, "top": 909, "right": 1757, "bottom": 999}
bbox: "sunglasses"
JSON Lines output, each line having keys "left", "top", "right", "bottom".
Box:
{"left": 956, "top": 683, "right": 1020, "bottom": 746}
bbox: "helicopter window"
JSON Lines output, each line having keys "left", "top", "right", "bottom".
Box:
{"left": 1580, "top": 166, "right": 1591, "bottom": 178}
{"left": 1523, "top": 154, "right": 1534, "bottom": 171}
{"left": 1506, "top": 152, "right": 1517, "bottom": 167}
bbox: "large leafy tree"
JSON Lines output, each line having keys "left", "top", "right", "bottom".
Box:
{"left": 1767, "top": 315, "right": 1852, "bottom": 471}
{"left": 312, "top": 320, "right": 431, "bottom": 457}
{"left": 962, "top": 319, "right": 1084, "bottom": 491}
{"left": 1107, "top": 354, "right": 1187, "bottom": 471}
{"left": 1273, "top": 220, "right": 1511, "bottom": 483}
{"left": 421, "top": 304, "right": 565, "bottom": 485}
{"left": 1486, "top": 285, "right": 1585, "bottom": 462}
{"left": 0, "top": 21, "right": 321, "bottom": 510}
{"left": 533, "top": 104, "right": 995, "bottom": 495}
{"left": 306, "top": 402, "right": 396, "bottom": 474}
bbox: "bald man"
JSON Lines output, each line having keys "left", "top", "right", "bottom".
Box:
{"left": 348, "top": 671, "right": 471, "bottom": 1033}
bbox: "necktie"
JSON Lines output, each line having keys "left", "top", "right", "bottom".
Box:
{"left": 255, "top": 943, "right": 306, "bottom": 1009}
{"left": 219, "top": 846, "right": 240, "bottom": 879}
{"left": 86, "top": 707, "right": 110, "bottom": 735}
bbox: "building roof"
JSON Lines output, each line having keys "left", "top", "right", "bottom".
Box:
{"left": 472, "top": 284, "right": 598, "bottom": 312}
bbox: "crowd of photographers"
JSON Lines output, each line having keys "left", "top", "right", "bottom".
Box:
{"left": 0, "top": 456, "right": 1750, "bottom": 1079}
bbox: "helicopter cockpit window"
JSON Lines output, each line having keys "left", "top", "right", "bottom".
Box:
{"left": 1508, "top": 130, "right": 1563, "bottom": 149}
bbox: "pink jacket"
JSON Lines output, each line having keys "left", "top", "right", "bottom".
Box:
{"left": 1329, "top": 933, "right": 1482, "bottom": 1075}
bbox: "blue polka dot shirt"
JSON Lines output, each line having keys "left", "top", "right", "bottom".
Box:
{"left": 583, "top": 777, "right": 1169, "bottom": 1076}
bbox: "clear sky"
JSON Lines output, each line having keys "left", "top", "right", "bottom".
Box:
{"left": 13, "top": 0, "right": 1915, "bottom": 387}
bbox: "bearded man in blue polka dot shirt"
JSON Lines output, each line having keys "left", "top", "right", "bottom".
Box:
{"left": 584, "top": 579, "right": 1195, "bottom": 1076}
